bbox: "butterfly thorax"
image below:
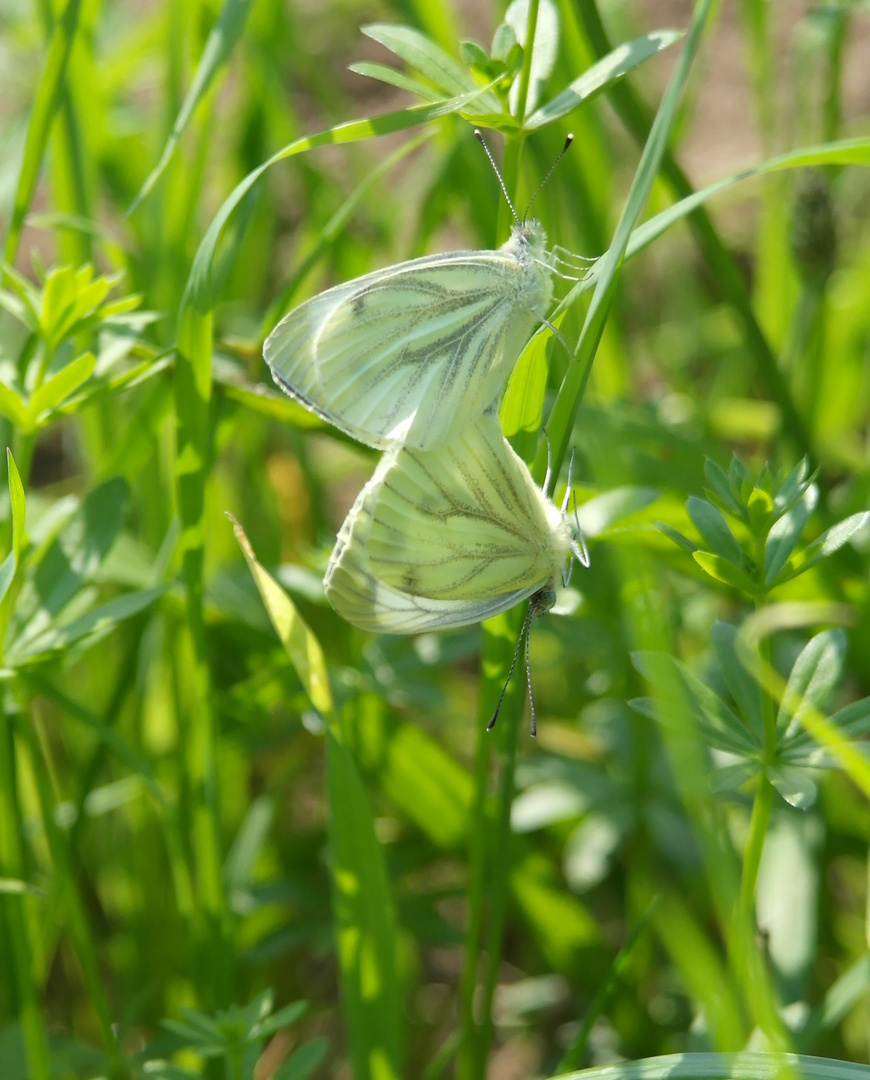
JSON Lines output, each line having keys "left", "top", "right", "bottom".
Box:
{"left": 500, "top": 219, "right": 553, "bottom": 314}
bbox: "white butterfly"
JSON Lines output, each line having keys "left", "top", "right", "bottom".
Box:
{"left": 324, "top": 413, "right": 587, "bottom": 731}
{"left": 324, "top": 412, "right": 585, "bottom": 626}
{"left": 264, "top": 133, "right": 580, "bottom": 451}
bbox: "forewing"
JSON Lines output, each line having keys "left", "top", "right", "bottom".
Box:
{"left": 366, "top": 413, "right": 557, "bottom": 600}
{"left": 264, "top": 252, "right": 539, "bottom": 450}
{"left": 324, "top": 449, "right": 537, "bottom": 633}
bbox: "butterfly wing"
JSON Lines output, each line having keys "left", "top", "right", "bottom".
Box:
{"left": 366, "top": 413, "right": 565, "bottom": 600}
{"left": 264, "top": 249, "right": 548, "bottom": 450}
{"left": 324, "top": 444, "right": 537, "bottom": 633}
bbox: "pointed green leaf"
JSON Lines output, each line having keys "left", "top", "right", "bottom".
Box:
{"left": 0, "top": 383, "right": 28, "bottom": 427}
{"left": 788, "top": 512, "right": 870, "bottom": 581}
{"left": 349, "top": 61, "right": 443, "bottom": 101}
{"left": 693, "top": 551, "right": 756, "bottom": 593}
{"left": 710, "top": 761, "right": 760, "bottom": 794}
{"left": 231, "top": 516, "right": 333, "bottom": 717}
{"left": 0, "top": 552, "right": 15, "bottom": 608}
{"left": 272, "top": 1037, "right": 329, "bottom": 1080}
{"left": 7, "top": 585, "right": 167, "bottom": 665}
{"left": 655, "top": 522, "right": 697, "bottom": 556}
{"left": 711, "top": 622, "right": 763, "bottom": 741}
{"left": 746, "top": 488, "right": 773, "bottom": 537}
{"left": 703, "top": 458, "right": 744, "bottom": 519}
{"left": 687, "top": 496, "right": 744, "bottom": 566}
{"left": 776, "top": 629, "right": 845, "bottom": 740}
{"left": 769, "top": 765, "right": 818, "bottom": 810}
{"left": 363, "top": 23, "right": 482, "bottom": 99}
{"left": 631, "top": 651, "right": 761, "bottom": 756}
{"left": 765, "top": 487, "right": 817, "bottom": 584}
{"left": 250, "top": 1000, "right": 308, "bottom": 1040}
{"left": 774, "top": 457, "right": 812, "bottom": 514}
{"left": 28, "top": 351, "right": 95, "bottom": 421}
{"left": 526, "top": 30, "right": 682, "bottom": 130}
{"left": 7, "top": 449, "right": 26, "bottom": 563}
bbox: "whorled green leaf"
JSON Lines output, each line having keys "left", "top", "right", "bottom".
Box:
{"left": 776, "top": 512, "right": 870, "bottom": 585}
{"left": 775, "top": 629, "right": 845, "bottom": 740}
{"left": 768, "top": 765, "right": 819, "bottom": 810}
{"left": 703, "top": 459, "right": 745, "bottom": 520}
{"left": 362, "top": 23, "right": 485, "bottom": 102}
{"left": 27, "top": 350, "right": 95, "bottom": 425}
{"left": 0, "top": 384, "right": 28, "bottom": 427}
{"left": 349, "top": 61, "right": 444, "bottom": 102}
{"left": 631, "top": 651, "right": 761, "bottom": 757}
{"left": 709, "top": 761, "right": 760, "bottom": 794}
{"left": 6, "top": 585, "right": 168, "bottom": 666}
{"left": 526, "top": 29, "right": 682, "bottom": 130}
{"left": 783, "top": 697, "right": 870, "bottom": 760}
{"left": 693, "top": 551, "right": 756, "bottom": 594}
{"left": 656, "top": 522, "right": 698, "bottom": 556}
{"left": 711, "top": 622, "right": 764, "bottom": 741}
{"left": 272, "top": 1038, "right": 329, "bottom": 1080}
{"left": 8, "top": 476, "right": 129, "bottom": 659}
{"left": 687, "top": 496, "right": 745, "bottom": 567}
{"left": 765, "top": 486, "right": 818, "bottom": 585}
{"left": 7, "top": 450, "right": 26, "bottom": 564}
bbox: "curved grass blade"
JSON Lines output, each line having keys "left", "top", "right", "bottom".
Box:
{"left": 541, "top": 0, "right": 716, "bottom": 487}
{"left": 3, "top": 0, "right": 85, "bottom": 263}
{"left": 127, "top": 0, "right": 256, "bottom": 216}
{"left": 232, "top": 518, "right": 402, "bottom": 1080}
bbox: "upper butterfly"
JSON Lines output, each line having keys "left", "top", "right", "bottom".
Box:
{"left": 264, "top": 132, "right": 574, "bottom": 451}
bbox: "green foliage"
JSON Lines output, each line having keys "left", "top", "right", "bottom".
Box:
{"left": 2, "top": 0, "right": 870, "bottom": 1078}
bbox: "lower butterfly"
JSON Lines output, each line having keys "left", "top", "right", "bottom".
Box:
{"left": 324, "top": 413, "right": 588, "bottom": 731}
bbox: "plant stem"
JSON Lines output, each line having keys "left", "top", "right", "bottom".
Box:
{"left": 21, "top": 706, "right": 126, "bottom": 1076}
{"left": 0, "top": 711, "right": 51, "bottom": 1080}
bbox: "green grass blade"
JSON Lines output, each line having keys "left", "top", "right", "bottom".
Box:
{"left": 542, "top": 0, "right": 715, "bottom": 487}
{"left": 126, "top": 0, "right": 256, "bottom": 217}
{"left": 3, "top": 0, "right": 85, "bottom": 263}
{"left": 233, "top": 519, "right": 402, "bottom": 1080}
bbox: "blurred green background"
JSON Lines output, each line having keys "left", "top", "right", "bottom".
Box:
{"left": 2, "top": 0, "right": 870, "bottom": 1078}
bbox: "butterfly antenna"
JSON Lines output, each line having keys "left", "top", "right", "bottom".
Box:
{"left": 523, "top": 133, "right": 573, "bottom": 223}
{"left": 525, "top": 620, "right": 538, "bottom": 737}
{"left": 487, "top": 603, "right": 534, "bottom": 732}
{"left": 475, "top": 129, "right": 520, "bottom": 226}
